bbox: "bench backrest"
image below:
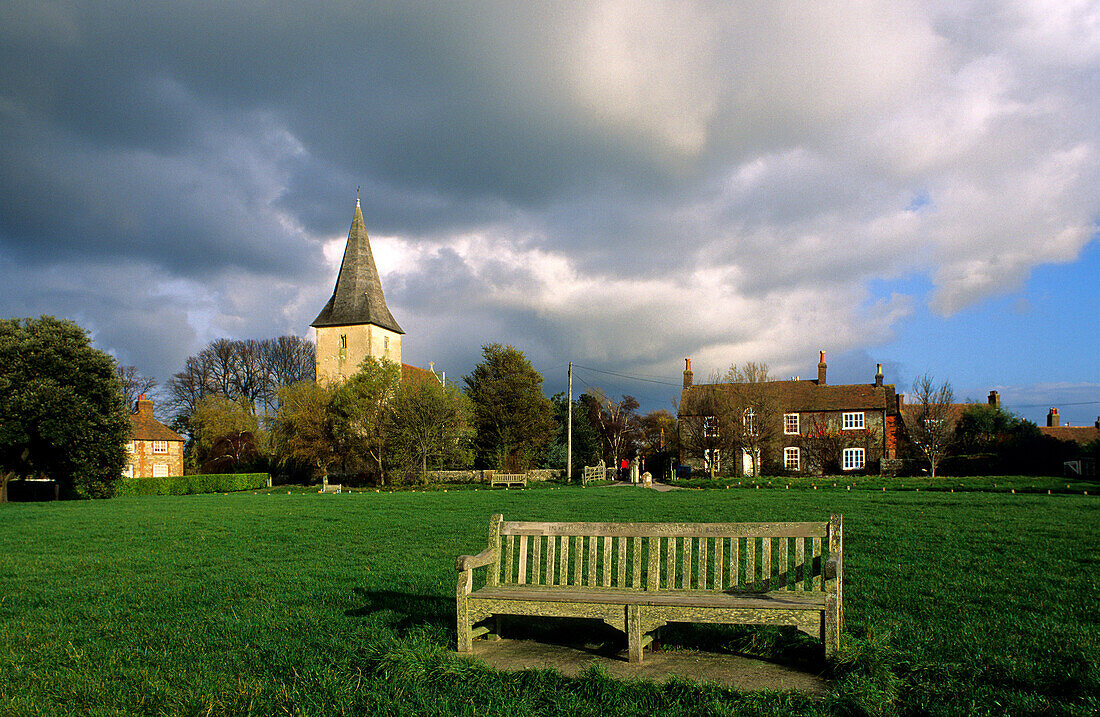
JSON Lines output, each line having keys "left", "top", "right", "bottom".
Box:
{"left": 486, "top": 516, "right": 840, "bottom": 593}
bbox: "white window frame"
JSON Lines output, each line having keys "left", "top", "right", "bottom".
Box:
{"left": 743, "top": 408, "right": 756, "bottom": 435}
{"left": 703, "top": 416, "right": 719, "bottom": 438}
{"left": 842, "top": 448, "right": 865, "bottom": 470}
{"left": 126, "top": 440, "right": 135, "bottom": 454}
{"left": 784, "top": 413, "right": 800, "bottom": 435}
{"left": 153, "top": 440, "right": 168, "bottom": 454}
{"left": 784, "top": 447, "right": 800, "bottom": 470}
{"left": 153, "top": 464, "right": 169, "bottom": 477}
{"left": 842, "top": 412, "right": 865, "bottom": 430}
{"left": 122, "top": 464, "right": 133, "bottom": 478}
{"left": 703, "top": 448, "right": 721, "bottom": 473}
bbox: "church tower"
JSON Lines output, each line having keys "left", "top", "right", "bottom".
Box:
{"left": 311, "top": 198, "right": 404, "bottom": 382}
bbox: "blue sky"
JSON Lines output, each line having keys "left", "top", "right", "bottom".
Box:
{"left": 1, "top": 1, "right": 1097, "bottom": 426}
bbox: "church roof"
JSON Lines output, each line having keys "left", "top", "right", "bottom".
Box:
{"left": 311, "top": 199, "right": 404, "bottom": 334}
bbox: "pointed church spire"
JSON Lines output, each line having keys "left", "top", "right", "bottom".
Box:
{"left": 310, "top": 199, "right": 404, "bottom": 334}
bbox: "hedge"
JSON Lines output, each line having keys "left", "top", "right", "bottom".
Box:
{"left": 115, "top": 473, "right": 270, "bottom": 497}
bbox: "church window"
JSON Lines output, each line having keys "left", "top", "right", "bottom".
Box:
{"left": 339, "top": 334, "right": 347, "bottom": 359}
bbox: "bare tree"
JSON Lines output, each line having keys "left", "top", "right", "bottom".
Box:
{"left": 906, "top": 374, "right": 957, "bottom": 478}
{"left": 582, "top": 389, "right": 642, "bottom": 476}
{"left": 163, "top": 335, "right": 317, "bottom": 435}
{"left": 724, "top": 362, "right": 779, "bottom": 477}
{"left": 677, "top": 383, "right": 736, "bottom": 477}
{"left": 116, "top": 365, "right": 158, "bottom": 412}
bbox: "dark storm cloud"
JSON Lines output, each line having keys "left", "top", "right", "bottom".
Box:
{"left": 1, "top": 0, "right": 1098, "bottom": 395}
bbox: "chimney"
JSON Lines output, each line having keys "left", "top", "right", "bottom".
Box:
{"left": 1047, "top": 407, "right": 1060, "bottom": 427}
{"left": 137, "top": 394, "right": 153, "bottom": 416}
{"left": 874, "top": 363, "right": 883, "bottom": 387}
{"left": 987, "top": 391, "right": 1000, "bottom": 409}
{"left": 1095, "top": 417, "right": 1099, "bottom": 429}
{"left": 683, "top": 358, "right": 693, "bottom": 389}
{"left": 817, "top": 351, "right": 827, "bottom": 385}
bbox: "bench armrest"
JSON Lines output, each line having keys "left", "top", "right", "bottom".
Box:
{"left": 824, "top": 554, "right": 841, "bottom": 581}
{"left": 455, "top": 547, "right": 496, "bottom": 572}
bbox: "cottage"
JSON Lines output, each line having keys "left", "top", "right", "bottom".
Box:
{"left": 124, "top": 395, "right": 185, "bottom": 478}
{"left": 678, "top": 353, "right": 901, "bottom": 475}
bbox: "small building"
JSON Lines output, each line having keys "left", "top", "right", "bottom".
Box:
{"left": 679, "top": 352, "right": 901, "bottom": 475}
{"left": 1040, "top": 409, "right": 1100, "bottom": 477}
{"left": 125, "top": 395, "right": 185, "bottom": 478}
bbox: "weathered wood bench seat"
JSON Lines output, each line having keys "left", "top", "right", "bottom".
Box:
{"left": 456, "top": 514, "right": 843, "bottom": 662}
{"left": 489, "top": 473, "right": 527, "bottom": 489}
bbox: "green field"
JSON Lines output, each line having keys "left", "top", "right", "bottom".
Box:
{"left": 1, "top": 488, "right": 1098, "bottom": 716}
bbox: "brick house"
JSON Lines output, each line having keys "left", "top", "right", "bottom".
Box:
{"left": 124, "top": 395, "right": 185, "bottom": 478}
{"left": 678, "top": 352, "right": 901, "bottom": 475}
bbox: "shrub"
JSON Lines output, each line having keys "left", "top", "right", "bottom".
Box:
{"left": 115, "top": 473, "right": 270, "bottom": 496}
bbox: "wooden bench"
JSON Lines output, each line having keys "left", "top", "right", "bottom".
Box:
{"left": 489, "top": 473, "right": 527, "bottom": 489}
{"left": 456, "top": 514, "right": 843, "bottom": 662}
{"left": 320, "top": 482, "right": 342, "bottom": 494}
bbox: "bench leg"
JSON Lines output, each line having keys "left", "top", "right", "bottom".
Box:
{"left": 456, "top": 598, "right": 473, "bottom": 654}
{"left": 824, "top": 599, "right": 840, "bottom": 658}
{"left": 627, "top": 605, "right": 643, "bottom": 663}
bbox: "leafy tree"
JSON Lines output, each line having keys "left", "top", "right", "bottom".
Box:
{"left": 388, "top": 376, "right": 472, "bottom": 482}
{"left": 546, "top": 392, "right": 600, "bottom": 479}
{"left": 906, "top": 374, "right": 956, "bottom": 478}
{"left": 798, "top": 415, "right": 880, "bottom": 475}
{"left": 582, "top": 389, "right": 642, "bottom": 475}
{"left": 274, "top": 380, "right": 338, "bottom": 487}
{"left": 329, "top": 357, "right": 402, "bottom": 483}
{"left": 0, "top": 316, "right": 130, "bottom": 499}
{"left": 464, "top": 344, "right": 555, "bottom": 471}
{"left": 190, "top": 394, "right": 264, "bottom": 473}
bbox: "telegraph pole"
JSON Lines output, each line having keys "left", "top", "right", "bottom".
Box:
{"left": 567, "top": 362, "right": 573, "bottom": 483}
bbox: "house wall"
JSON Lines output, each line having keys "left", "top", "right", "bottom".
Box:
{"left": 125, "top": 439, "right": 184, "bottom": 478}
{"left": 315, "top": 324, "right": 402, "bottom": 383}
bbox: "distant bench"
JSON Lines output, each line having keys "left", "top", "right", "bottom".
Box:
{"left": 489, "top": 474, "right": 528, "bottom": 489}
{"left": 456, "top": 514, "right": 843, "bottom": 662}
{"left": 320, "top": 482, "right": 342, "bottom": 494}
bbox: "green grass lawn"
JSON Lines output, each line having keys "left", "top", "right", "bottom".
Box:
{"left": 1, "top": 488, "right": 1098, "bottom": 716}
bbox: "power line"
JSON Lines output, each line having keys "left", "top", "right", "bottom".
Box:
{"left": 571, "top": 364, "right": 683, "bottom": 388}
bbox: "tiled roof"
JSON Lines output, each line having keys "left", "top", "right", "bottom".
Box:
{"left": 680, "top": 379, "right": 897, "bottom": 416}
{"left": 129, "top": 399, "right": 184, "bottom": 442}
{"left": 311, "top": 200, "right": 404, "bottom": 334}
{"left": 402, "top": 363, "right": 441, "bottom": 386}
{"left": 898, "top": 402, "right": 969, "bottom": 426}
{"left": 1039, "top": 426, "right": 1100, "bottom": 444}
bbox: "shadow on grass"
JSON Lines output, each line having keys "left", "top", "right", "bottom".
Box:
{"left": 347, "top": 587, "right": 827, "bottom": 672}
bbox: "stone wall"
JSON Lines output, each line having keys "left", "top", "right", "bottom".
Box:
{"left": 424, "top": 468, "right": 565, "bottom": 484}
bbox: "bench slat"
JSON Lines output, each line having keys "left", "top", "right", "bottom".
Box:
{"left": 617, "top": 537, "right": 626, "bottom": 587}
{"left": 746, "top": 537, "right": 756, "bottom": 591}
{"left": 682, "top": 537, "right": 692, "bottom": 589}
{"left": 778, "top": 537, "right": 789, "bottom": 591}
{"left": 812, "top": 537, "right": 822, "bottom": 591}
{"left": 545, "top": 534, "right": 556, "bottom": 585}
{"left": 518, "top": 535, "right": 528, "bottom": 585}
{"left": 501, "top": 521, "right": 828, "bottom": 538}
{"left": 470, "top": 585, "right": 827, "bottom": 609}
{"left": 667, "top": 537, "right": 677, "bottom": 590}
{"left": 714, "top": 537, "right": 724, "bottom": 591}
{"left": 698, "top": 537, "right": 707, "bottom": 589}
{"left": 532, "top": 535, "right": 542, "bottom": 585}
{"left": 632, "top": 537, "right": 642, "bottom": 589}
{"left": 587, "top": 536, "right": 597, "bottom": 586}
{"left": 765, "top": 534, "right": 774, "bottom": 589}
{"left": 504, "top": 535, "right": 514, "bottom": 584}
{"left": 602, "top": 536, "right": 612, "bottom": 587}
{"left": 730, "top": 537, "right": 739, "bottom": 588}
{"left": 795, "top": 538, "right": 805, "bottom": 591}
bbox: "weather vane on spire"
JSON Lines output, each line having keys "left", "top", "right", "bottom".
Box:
{"left": 356, "top": 185, "right": 361, "bottom": 207}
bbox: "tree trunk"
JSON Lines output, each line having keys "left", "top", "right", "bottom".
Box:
{"left": 0, "top": 472, "right": 9, "bottom": 503}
